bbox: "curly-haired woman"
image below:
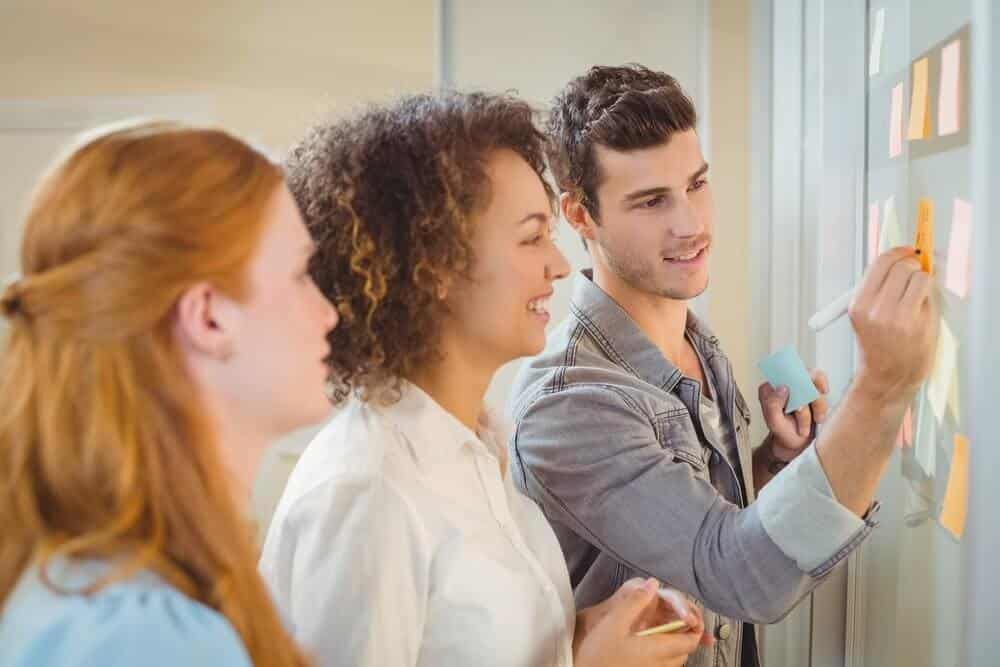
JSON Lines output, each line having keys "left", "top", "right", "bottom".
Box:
{"left": 259, "top": 93, "right": 709, "bottom": 667}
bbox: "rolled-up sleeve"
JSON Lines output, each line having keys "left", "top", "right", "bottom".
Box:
{"left": 513, "top": 384, "right": 874, "bottom": 624}
{"left": 756, "top": 444, "right": 878, "bottom": 576}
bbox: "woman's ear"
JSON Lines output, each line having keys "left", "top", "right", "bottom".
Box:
{"left": 174, "top": 283, "right": 237, "bottom": 361}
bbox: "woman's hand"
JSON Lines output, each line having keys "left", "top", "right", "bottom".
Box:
{"left": 573, "top": 578, "right": 713, "bottom": 667}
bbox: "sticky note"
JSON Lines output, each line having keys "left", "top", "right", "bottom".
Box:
{"left": 869, "top": 8, "right": 886, "bottom": 77}
{"left": 913, "top": 390, "right": 936, "bottom": 477}
{"left": 890, "top": 83, "right": 904, "bottom": 157}
{"left": 939, "top": 434, "right": 969, "bottom": 540}
{"left": 868, "top": 203, "right": 880, "bottom": 266}
{"left": 948, "top": 367, "right": 961, "bottom": 424}
{"left": 927, "top": 318, "right": 958, "bottom": 424}
{"left": 908, "top": 58, "right": 932, "bottom": 140}
{"left": 938, "top": 39, "right": 962, "bottom": 136}
{"left": 914, "top": 198, "right": 935, "bottom": 274}
{"left": 879, "top": 196, "right": 902, "bottom": 251}
{"left": 896, "top": 405, "right": 914, "bottom": 448}
{"left": 758, "top": 347, "right": 820, "bottom": 414}
{"left": 945, "top": 198, "right": 972, "bottom": 298}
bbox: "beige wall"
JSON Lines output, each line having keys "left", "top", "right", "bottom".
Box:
{"left": 0, "top": 1, "right": 436, "bottom": 148}
{"left": 708, "top": 0, "right": 754, "bottom": 413}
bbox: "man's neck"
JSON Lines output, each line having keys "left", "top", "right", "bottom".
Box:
{"left": 591, "top": 263, "right": 690, "bottom": 366}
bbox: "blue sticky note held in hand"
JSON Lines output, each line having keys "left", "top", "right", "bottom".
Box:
{"left": 758, "top": 347, "right": 820, "bottom": 414}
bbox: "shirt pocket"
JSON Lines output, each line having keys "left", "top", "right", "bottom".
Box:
{"left": 654, "top": 409, "right": 710, "bottom": 473}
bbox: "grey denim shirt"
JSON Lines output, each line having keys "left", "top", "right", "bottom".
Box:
{"left": 507, "top": 271, "right": 879, "bottom": 667}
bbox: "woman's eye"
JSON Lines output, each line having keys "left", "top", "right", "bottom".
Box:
{"left": 643, "top": 196, "right": 665, "bottom": 209}
{"left": 689, "top": 178, "right": 708, "bottom": 192}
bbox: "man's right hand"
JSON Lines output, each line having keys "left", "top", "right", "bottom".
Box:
{"left": 849, "top": 247, "right": 939, "bottom": 403}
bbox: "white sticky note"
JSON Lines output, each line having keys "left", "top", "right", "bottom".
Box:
{"left": 879, "top": 196, "right": 902, "bottom": 251}
{"left": 945, "top": 198, "right": 973, "bottom": 299}
{"left": 938, "top": 39, "right": 962, "bottom": 136}
{"left": 948, "top": 367, "right": 961, "bottom": 424}
{"left": 914, "top": 388, "right": 937, "bottom": 477}
{"left": 869, "top": 8, "right": 886, "bottom": 77}
{"left": 868, "top": 203, "right": 880, "bottom": 266}
{"left": 890, "top": 83, "right": 904, "bottom": 157}
{"left": 927, "top": 318, "right": 958, "bottom": 424}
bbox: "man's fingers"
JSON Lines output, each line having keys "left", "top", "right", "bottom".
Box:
{"left": 758, "top": 382, "right": 789, "bottom": 419}
{"left": 794, "top": 405, "right": 812, "bottom": 438}
{"left": 811, "top": 369, "right": 830, "bottom": 395}
{"left": 899, "top": 269, "right": 934, "bottom": 314}
{"left": 871, "top": 258, "right": 922, "bottom": 315}
{"left": 853, "top": 247, "right": 918, "bottom": 311}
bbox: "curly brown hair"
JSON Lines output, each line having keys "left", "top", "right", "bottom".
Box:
{"left": 285, "top": 92, "right": 552, "bottom": 405}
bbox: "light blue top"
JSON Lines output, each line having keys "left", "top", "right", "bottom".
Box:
{"left": 0, "top": 558, "right": 252, "bottom": 667}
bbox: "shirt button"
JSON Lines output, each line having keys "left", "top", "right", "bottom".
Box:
{"left": 715, "top": 623, "right": 732, "bottom": 641}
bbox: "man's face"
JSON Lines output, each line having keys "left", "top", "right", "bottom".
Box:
{"left": 588, "top": 129, "right": 713, "bottom": 301}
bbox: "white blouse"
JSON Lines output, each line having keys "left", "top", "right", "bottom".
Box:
{"left": 259, "top": 383, "right": 575, "bottom": 667}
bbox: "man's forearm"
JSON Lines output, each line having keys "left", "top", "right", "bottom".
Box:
{"left": 813, "top": 378, "right": 911, "bottom": 516}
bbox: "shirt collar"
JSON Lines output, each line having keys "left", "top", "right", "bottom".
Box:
{"left": 569, "top": 269, "right": 721, "bottom": 390}
{"left": 376, "top": 381, "right": 510, "bottom": 470}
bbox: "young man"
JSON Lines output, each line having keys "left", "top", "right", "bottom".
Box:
{"left": 507, "top": 65, "right": 938, "bottom": 667}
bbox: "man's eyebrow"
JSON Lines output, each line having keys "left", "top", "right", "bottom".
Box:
{"left": 623, "top": 186, "right": 670, "bottom": 203}
{"left": 689, "top": 162, "right": 710, "bottom": 182}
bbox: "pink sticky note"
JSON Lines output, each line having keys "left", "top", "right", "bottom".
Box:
{"left": 946, "top": 198, "right": 973, "bottom": 298}
{"left": 890, "top": 83, "right": 904, "bottom": 157}
{"left": 939, "top": 40, "right": 961, "bottom": 136}
{"left": 903, "top": 406, "right": 914, "bottom": 446}
{"left": 897, "top": 405, "right": 914, "bottom": 448}
{"left": 868, "top": 203, "right": 880, "bottom": 266}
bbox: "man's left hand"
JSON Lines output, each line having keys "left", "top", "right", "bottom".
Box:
{"left": 758, "top": 369, "right": 830, "bottom": 461}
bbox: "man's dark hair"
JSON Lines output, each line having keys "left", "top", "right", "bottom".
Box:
{"left": 284, "top": 92, "right": 552, "bottom": 405}
{"left": 546, "top": 64, "right": 698, "bottom": 222}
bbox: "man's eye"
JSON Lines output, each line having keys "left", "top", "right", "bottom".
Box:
{"left": 689, "top": 179, "right": 708, "bottom": 192}
{"left": 643, "top": 196, "right": 665, "bottom": 209}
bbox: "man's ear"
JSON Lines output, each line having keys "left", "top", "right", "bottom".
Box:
{"left": 174, "top": 282, "right": 237, "bottom": 361}
{"left": 560, "top": 192, "right": 598, "bottom": 244}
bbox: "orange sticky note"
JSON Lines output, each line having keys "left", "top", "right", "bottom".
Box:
{"left": 868, "top": 203, "right": 880, "bottom": 266}
{"left": 938, "top": 39, "right": 961, "bottom": 136}
{"left": 908, "top": 58, "right": 932, "bottom": 140}
{"left": 939, "top": 434, "right": 969, "bottom": 540}
{"left": 890, "top": 83, "right": 904, "bottom": 157}
{"left": 914, "top": 198, "right": 935, "bottom": 274}
{"left": 946, "top": 198, "right": 973, "bottom": 298}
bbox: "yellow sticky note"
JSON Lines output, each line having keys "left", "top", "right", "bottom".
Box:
{"left": 890, "top": 83, "right": 905, "bottom": 157}
{"left": 948, "top": 367, "right": 961, "bottom": 424}
{"left": 914, "top": 198, "right": 935, "bottom": 274}
{"left": 879, "top": 196, "right": 902, "bottom": 251}
{"left": 927, "top": 318, "right": 958, "bottom": 424}
{"left": 908, "top": 57, "right": 932, "bottom": 140}
{"left": 939, "top": 434, "right": 969, "bottom": 540}
{"left": 938, "top": 39, "right": 962, "bottom": 136}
